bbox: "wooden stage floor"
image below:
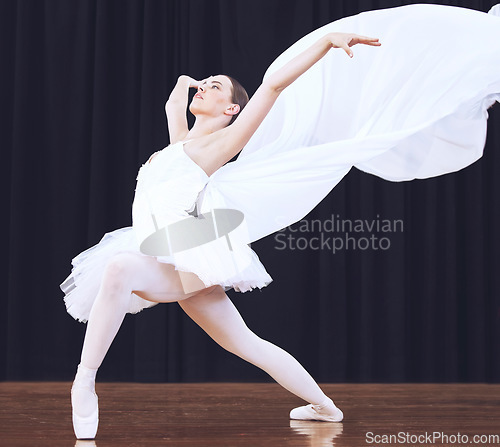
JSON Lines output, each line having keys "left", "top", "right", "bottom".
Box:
{"left": 0, "top": 383, "right": 499, "bottom": 446}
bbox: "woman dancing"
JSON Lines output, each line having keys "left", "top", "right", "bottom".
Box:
{"left": 64, "top": 32, "right": 380, "bottom": 439}
{"left": 62, "top": 3, "right": 500, "bottom": 440}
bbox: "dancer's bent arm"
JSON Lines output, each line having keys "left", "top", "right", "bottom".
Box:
{"left": 165, "top": 75, "right": 201, "bottom": 143}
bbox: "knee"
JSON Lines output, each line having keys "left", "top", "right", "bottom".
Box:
{"left": 102, "top": 253, "right": 137, "bottom": 290}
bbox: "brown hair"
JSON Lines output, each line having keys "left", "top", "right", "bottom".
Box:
{"left": 226, "top": 75, "right": 249, "bottom": 126}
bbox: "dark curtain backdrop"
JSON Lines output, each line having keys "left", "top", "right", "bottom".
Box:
{"left": 1, "top": 0, "right": 499, "bottom": 383}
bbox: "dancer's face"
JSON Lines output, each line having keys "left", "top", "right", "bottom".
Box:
{"left": 189, "top": 75, "right": 240, "bottom": 120}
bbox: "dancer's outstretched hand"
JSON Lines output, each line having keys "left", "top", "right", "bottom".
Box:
{"left": 326, "top": 32, "right": 381, "bottom": 58}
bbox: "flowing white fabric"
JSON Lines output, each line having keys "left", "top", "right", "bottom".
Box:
{"left": 490, "top": 4, "right": 500, "bottom": 16}
{"left": 62, "top": 3, "right": 500, "bottom": 321}
{"left": 198, "top": 4, "right": 500, "bottom": 244}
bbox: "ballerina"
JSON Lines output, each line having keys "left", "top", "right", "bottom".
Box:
{"left": 63, "top": 3, "right": 500, "bottom": 440}
{"left": 64, "top": 32, "right": 380, "bottom": 439}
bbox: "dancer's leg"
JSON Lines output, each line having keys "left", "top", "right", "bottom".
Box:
{"left": 178, "top": 286, "right": 342, "bottom": 420}
{"left": 72, "top": 252, "right": 216, "bottom": 438}
{"left": 80, "top": 252, "right": 213, "bottom": 369}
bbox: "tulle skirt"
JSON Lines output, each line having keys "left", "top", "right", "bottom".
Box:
{"left": 60, "top": 226, "right": 272, "bottom": 323}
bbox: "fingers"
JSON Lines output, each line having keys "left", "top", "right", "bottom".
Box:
{"left": 189, "top": 79, "right": 201, "bottom": 89}
{"left": 350, "top": 35, "right": 381, "bottom": 46}
{"left": 328, "top": 32, "right": 381, "bottom": 58}
{"left": 340, "top": 41, "right": 354, "bottom": 58}
{"left": 361, "top": 38, "right": 382, "bottom": 46}
{"left": 345, "top": 35, "right": 381, "bottom": 57}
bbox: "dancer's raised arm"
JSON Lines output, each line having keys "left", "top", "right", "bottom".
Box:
{"left": 217, "top": 32, "right": 380, "bottom": 157}
{"left": 165, "top": 75, "right": 201, "bottom": 143}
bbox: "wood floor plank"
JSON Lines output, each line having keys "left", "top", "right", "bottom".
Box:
{"left": 0, "top": 383, "right": 499, "bottom": 446}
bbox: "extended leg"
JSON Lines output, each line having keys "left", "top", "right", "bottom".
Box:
{"left": 179, "top": 286, "right": 343, "bottom": 421}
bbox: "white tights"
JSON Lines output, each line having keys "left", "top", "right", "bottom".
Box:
{"left": 79, "top": 252, "right": 331, "bottom": 407}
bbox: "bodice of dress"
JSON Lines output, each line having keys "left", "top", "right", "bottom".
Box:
{"left": 132, "top": 141, "right": 210, "bottom": 246}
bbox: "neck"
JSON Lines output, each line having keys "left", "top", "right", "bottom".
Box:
{"left": 186, "top": 115, "right": 230, "bottom": 140}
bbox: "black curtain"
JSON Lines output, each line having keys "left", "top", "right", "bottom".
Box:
{"left": 1, "top": 0, "right": 499, "bottom": 382}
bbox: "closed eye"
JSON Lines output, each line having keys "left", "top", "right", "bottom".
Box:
{"left": 211, "top": 80, "right": 223, "bottom": 90}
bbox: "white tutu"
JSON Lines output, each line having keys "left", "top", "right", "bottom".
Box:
{"left": 61, "top": 226, "right": 273, "bottom": 323}
{"left": 61, "top": 228, "right": 154, "bottom": 323}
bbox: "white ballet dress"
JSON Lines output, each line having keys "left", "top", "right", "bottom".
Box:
{"left": 61, "top": 3, "right": 500, "bottom": 323}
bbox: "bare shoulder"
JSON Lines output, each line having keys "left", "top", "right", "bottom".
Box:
{"left": 181, "top": 83, "right": 280, "bottom": 175}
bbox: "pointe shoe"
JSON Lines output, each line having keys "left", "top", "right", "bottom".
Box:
{"left": 290, "top": 397, "right": 344, "bottom": 422}
{"left": 71, "top": 384, "right": 98, "bottom": 439}
{"left": 71, "top": 366, "right": 99, "bottom": 439}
